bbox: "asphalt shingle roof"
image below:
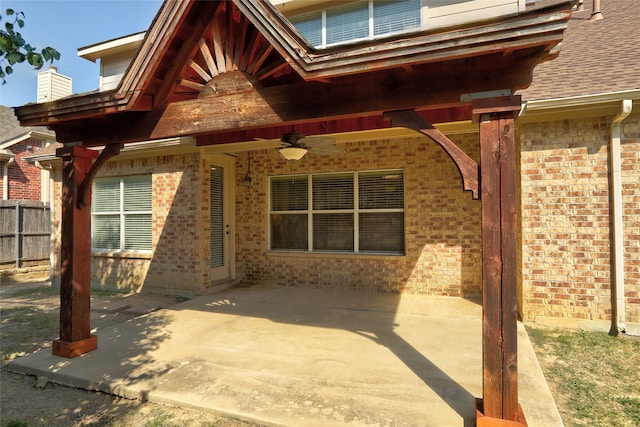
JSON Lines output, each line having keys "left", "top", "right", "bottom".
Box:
{"left": 0, "top": 106, "right": 54, "bottom": 146}
{"left": 520, "top": 0, "right": 640, "bottom": 101}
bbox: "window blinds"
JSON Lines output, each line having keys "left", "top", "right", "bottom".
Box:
{"left": 373, "top": 0, "right": 421, "bottom": 36}
{"left": 92, "top": 175, "right": 152, "bottom": 251}
{"left": 210, "top": 167, "right": 225, "bottom": 267}
{"left": 326, "top": 3, "right": 369, "bottom": 45}
{"left": 271, "top": 176, "right": 309, "bottom": 250}
{"left": 291, "top": 0, "right": 421, "bottom": 48}
{"left": 270, "top": 170, "right": 404, "bottom": 254}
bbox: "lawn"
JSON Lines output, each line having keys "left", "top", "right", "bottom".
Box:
{"left": 526, "top": 325, "right": 640, "bottom": 427}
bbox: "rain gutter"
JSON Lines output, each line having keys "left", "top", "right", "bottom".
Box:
{"left": 519, "top": 89, "right": 640, "bottom": 121}
{"left": 609, "top": 99, "right": 632, "bottom": 335}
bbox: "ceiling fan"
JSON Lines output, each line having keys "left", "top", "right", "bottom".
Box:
{"left": 259, "top": 127, "right": 344, "bottom": 161}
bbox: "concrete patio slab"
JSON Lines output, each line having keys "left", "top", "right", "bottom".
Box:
{"left": 8, "top": 285, "right": 563, "bottom": 427}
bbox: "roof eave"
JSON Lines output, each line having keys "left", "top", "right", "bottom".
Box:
{"left": 14, "top": 90, "right": 133, "bottom": 127}
{"left": 14, "top": 0, "right": 574, "bottom": 128}
{"left": 239, "top": 0, "right": 572, "bottom": 79}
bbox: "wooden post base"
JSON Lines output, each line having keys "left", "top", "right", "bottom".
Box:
{"left": 476, "top": 399, "right": 527, "bottom": 427}
{"left": 52, "top": 335, "right": 98, "bottom": 358}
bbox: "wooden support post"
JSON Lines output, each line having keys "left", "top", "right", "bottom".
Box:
{"left": 474, "top": 96, "right": 525, "bottom": 426}
{"left": 52, "top": 146, "right": 100, "bottom": 358}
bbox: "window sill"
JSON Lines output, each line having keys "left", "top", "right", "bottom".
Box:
{"left": 91, "top": 250, "right": 152, "bottom": 260}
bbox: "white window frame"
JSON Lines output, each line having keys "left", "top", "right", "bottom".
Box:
{"left": 290, "top": 0, "right": 421, "bottom": 48}
{"left": 269, "top": 170, "right": 405, "bottom": 255}
{"left": 91, "top": 175, "right": 152, "bottom": 253}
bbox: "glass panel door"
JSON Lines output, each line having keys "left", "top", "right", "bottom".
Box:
{"left": 210, "top": 165, "right": 225, "bottom": 268}
{"left": 209, "top": 156, "right": 234, "bottom": 282}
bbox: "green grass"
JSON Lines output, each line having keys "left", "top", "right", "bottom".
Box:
{"left": 527, "top": 326, "right": 640, "bottom": 427}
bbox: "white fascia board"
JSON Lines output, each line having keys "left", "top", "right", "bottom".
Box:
{"left": 78, "top": 32, "right": 146, "bottom": 63}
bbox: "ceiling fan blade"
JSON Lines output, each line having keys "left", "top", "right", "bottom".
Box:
{"left": 297, "top": 136, "right": 336, "bottom": 146}
{"left": 306, "top": 145, "right": 345, "bottom": 155}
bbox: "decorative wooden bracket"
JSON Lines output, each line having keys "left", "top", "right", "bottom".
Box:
{"left": 77, "top": 143, "right": 123, "bottom": 209}
{"left": 383, "top": 110, "right": 479, "bottom": 199}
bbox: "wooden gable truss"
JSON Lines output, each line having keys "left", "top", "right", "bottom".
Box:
{"left": 15, "top": 1, "right": 575, "bottom": 425}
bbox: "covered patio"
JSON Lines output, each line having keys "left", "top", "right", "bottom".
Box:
{"left": 15, "top": 0, "right": 575, "bottom": 425}
{"left": 8, "top": 285, "right": 562, "bottom": 427}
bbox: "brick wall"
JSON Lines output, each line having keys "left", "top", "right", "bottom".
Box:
{"left": 520, "top": 113, "right": 640, "bottom": 326}
{"left": 88, "top": 153, "right": 205, "bottom": 294}
{"left": 41, "top": 115, "right": 639, "bottom": 328}
{"left": 234, "top": 135, "right": 483, "bottom": 297}
{"left": 6, "top": 138, "right": 44, "bottom": 200}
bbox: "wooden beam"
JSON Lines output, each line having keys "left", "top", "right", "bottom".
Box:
{"left": 117, "top": 0, "right": 193, "bottom": 109}
{"left": 77, "top": 143, "right": 123, "bottom": 209}
{"left": 238, "top": 26, "right": 260, "bottom": 72}
{"left": 226, "top": 1, "right": 238, "bottom": 71}
{"left": 199, "top": 38, "right": 219, "bottom": 78}
{"left": 475, "top": 96, "right": 523, "bottom": 424}
{"left": 52, "top": 54, "right": 535, "bottom": 145}
{"left": 212, "top": 12, "right": 227, "bottom": 74}
{"left": 153, "top": 1, "right": 220, "bottom": 108}
{"left": 52, "top": 146, "right": 100, "bottom": 358}
{"left": 234, "top": 14, "right": 248, "bottom": 71}
{"left": 196, "top": 107, "right": 472, "bottom": 146}
{"left": 384, "top": 109, "right": 479, "bottom": 199}
{"left": 254, "top": 59, "right": 288, "bottom": 81}
{"left": 188, "top": 58, "right": 212, "bottom": 82}
{"left": 245, "top": 43, "right": 273, "bottom": 76}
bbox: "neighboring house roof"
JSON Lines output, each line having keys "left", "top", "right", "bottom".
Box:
{"left": 521, "top": 0, "right": 640, "bottom": 101}
{"left": 0, "top": 106, "right": 55, "bottom": 149}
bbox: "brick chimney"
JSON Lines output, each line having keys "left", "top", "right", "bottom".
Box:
{"left": 36, "top": 67, "right": 72, "bottom": 103}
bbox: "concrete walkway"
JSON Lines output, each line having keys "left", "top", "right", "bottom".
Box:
{"left": 8, "top": 285, "right": 563, "bottom": 427}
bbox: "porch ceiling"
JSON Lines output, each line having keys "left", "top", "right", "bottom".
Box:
{"left": 15, "top": 0, "right": 574, "bottom": 146}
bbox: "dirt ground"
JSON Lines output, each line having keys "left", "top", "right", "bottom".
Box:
{"left": 0, "top": 281, "right": 259, "bottom": 427}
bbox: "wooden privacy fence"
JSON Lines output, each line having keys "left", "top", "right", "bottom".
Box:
{"left": 0, "top": 200, "right": 51, "bottom": 269}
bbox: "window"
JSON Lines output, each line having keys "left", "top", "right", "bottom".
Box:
{"left": 270, "top": 170, "right": 404, "bottom": 254}
{"left": 92, "top": 175, "right": 152, "bottom": 252}
{"left": 290, "top": 0, "right": 421, "bottom": 48}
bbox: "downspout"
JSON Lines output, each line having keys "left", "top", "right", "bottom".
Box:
{"left": 609, "top": 99, "right": 632, "bottom": 335}
{"left": 589, "top": 0, "right": 603, "bottom": 21}
{"left": 2, "top": 158, "right": 15, "bottom": 200}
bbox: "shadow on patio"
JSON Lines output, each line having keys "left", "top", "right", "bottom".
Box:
{"left": 8, "top": 285, "right": 560, "bottom": 427}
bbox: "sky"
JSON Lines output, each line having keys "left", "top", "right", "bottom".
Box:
{"left": 0, "top": 0, "right": 162, "bottom": 108}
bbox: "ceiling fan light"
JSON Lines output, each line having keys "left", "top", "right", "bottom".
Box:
{"left": 279, "top": 147, "right": 307, "bottom": 161}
